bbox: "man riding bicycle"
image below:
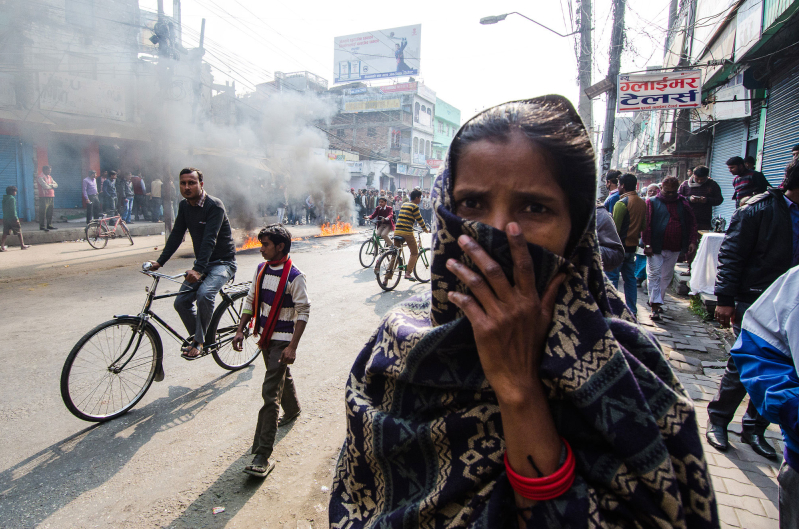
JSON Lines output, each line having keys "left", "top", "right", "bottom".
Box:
{"left": 146, "top": 168, "right": 237, "bottom": 362}
{"left": 393, "top": 189, "right": 430, "bottom": 281}
{"left": 365, "top": 196, "right": 394, "bottom": 248}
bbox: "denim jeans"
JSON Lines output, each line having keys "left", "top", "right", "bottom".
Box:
{"left": 174, "top": 261, "right": 237, "bottom": 345}
{"left": 619, "top": 252, "right": 638, "bottom": 315}
{"left": 778, "top": 461, "right": 799, "bottom": 529}
{"left": 635, "top": 254, "right": 647, "bottom": 280}
{"left": 122, "top": 197, "right": 134, "bottom": 223}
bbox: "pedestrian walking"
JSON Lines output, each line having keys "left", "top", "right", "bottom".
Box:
{"left": 103, "top": 171, "right": 118, "bottom": 214}
{"left": 603, "top": 169, "right": 621, "bottom": 212}
{"left": 131, "top": 173, "right": 147, "bottom": 221}
{"left": 1, "top": 186, "right": 30, "bottom": 251}
{"left": 121, "top": 173, "right": 135, "bottom": 223}
{"left": 731, "top": 264, "right": 799, "bottom": 528}
{"left": 145, "top": 168, "right": 237, "bottom": 364}
{"left": 705, "top": 159, "right": 799, "bottom": 459}
{"left": 233, "top": 224, "right": 309, "bottom": 479}
{"left": 728, "top": 156, "right": 770, "bottom": 207}
{"left": 678, "top": 165, "right": 723, "bottom": 231}
{"left": 595, "top": 201, "right": 624, "bottom": 271}
{"left": 149, "top": 177, "right": 163, "bottom": 221}
{"left": 330, "top": 97, "right": 717, "bottom": 528}
{"left": 82, "top": 170, "right": 101, "bottom": 224}
{"left": 641, "top": 176, "right": 697, "bottom": 320}
{"left": 608, "top": 173, "right": 646, "bottom": 315}
{"left": 37, "top": 165, "right": 58, "bottom": 231}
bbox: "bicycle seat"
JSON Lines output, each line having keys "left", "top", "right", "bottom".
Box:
{"left": 392, "top": 236, "right": 405, "bottom": 243}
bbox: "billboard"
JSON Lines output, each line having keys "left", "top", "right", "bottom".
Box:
{"left": 617, "top": 70, "right": 702, "bottom": 112}
{"left": 334, "top": 25, "right": 421, "bottom": 83}
{"left": 343, "top": 98, "right": 401, "bottom": 113}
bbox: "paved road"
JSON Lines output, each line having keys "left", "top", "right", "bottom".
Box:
{"left": 0, "top": 231, "right": 431, "bottom": 528}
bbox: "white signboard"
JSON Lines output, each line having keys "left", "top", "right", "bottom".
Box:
{"left": 713, "top": 75, "right": 751, "bottom": 120}
{"left": 39, "top": 73, "right": 126, "bottom": 121}
{"left": 735, "top": 0, "right": 763, "bottom": 61}
{"left": 617, "top": 70, "right": 702, "bottom": 112}
{"left": 334, "top": 25, "right": 421, "bottom": 83}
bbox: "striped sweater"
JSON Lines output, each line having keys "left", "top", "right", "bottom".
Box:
{"left": 242, "top": 261, "right": 310, "bottom": 343}
{"left": 394, "top": 201, "right": 427, "bottom": 235}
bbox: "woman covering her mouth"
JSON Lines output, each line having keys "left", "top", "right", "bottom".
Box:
{"left": 329, "top": 96, "right": 718, "bottom": 528}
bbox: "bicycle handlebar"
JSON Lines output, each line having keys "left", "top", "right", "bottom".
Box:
{"left": 140, "top": 263, "right": 187, "bottom": 282}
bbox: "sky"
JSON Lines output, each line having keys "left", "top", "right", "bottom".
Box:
{"left": 141, "top": 0, "right": 673, "bottom": 130}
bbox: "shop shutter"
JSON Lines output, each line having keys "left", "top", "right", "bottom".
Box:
{"left": 48, "top": 140, "right": 84, "bottom": 210}
{"left": 761, "top": 61, "right": 799, "bottom": 185}
{"left": 710, "top": 120, "right": 747, "bottom": 222}
{"left": 748, "top": 100, "right": 761, "bottom": 140}
{"left": 0, "top": 136, "right": 20, "bottom": 220}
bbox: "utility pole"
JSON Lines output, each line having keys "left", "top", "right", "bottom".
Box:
{"left": 600, "top": 0, "right": 626, "bottom": 172}
{"left": 576, "top": 0, "right": 593, "bottom": 132}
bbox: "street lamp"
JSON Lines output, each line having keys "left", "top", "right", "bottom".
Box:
{"left": 479, "top": 11, "right": 578, "bottom": 38}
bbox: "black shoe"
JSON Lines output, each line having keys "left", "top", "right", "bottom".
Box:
{"left": 706, "top": 422, "right": 729, "bottom": 451}
{"left": 40, "top": 227, "right": 47, "bottom": 231}
{"left": 741, "top": 431, "right": 778, "bottom": 459}
{"left": 278, "top": 409, "right": 301, "bottom": 427}
{"left": 47, "top": 225, "right": 57, "bottom": 230}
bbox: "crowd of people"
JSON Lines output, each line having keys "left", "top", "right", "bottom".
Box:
{"left": 350, "top": 187, "right": 433, "bottom": 227}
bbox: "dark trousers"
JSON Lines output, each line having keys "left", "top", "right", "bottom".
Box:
{"left": 39, "top": 196, "right": 53, "bottom": 228}
{"left": 707, "top": 302, "right": 770, "bottom": 434}
{"left": 86, "top": 195, "right": 101, "bottom": 223}
{"left": 779, "top": 461, "right": 799, "bottom": 529}
{"left": 252, "top": 340, "right": 300, "bottom": 459}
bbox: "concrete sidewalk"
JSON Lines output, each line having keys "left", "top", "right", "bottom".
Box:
{"left": 13, "top": 218, "right": 165, "bottom": 245}
{"left": 624, "top": 267, "right": 782, "bottom": 528}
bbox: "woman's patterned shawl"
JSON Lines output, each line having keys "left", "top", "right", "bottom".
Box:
{"left": 330, "top": 96, "right": 718, "bottom": 528}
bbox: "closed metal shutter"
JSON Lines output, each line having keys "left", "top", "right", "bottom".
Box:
{"left": 710, "top": 120, "right": 747, "bottom": 222}
{"left": 762, "top": 61, "right": 799, "bottom": 185}
{"left": 0, "top": 135, "right": 20, "bottom": 220}
{"left": 48, "top": 140, "right": 84, "bottom": 210}
{"left": 748, "top": 100, "right": 761, "bottom": 140}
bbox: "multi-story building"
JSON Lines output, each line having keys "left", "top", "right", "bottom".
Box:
{"left": 0, "top": 0, "right": 208, "bottom": 220}
{"left": 431, "top": 97, "right": 461, "bottom": 171}
{"left": 623, "top": 0, "right": 799, "bottom": 222}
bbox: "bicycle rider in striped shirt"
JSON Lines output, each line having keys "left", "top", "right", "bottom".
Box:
{"left": 393, "top": 189, "right": 430, "bottom": 281}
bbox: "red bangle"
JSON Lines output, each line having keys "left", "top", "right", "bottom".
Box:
{"left": 504, "top": 438, "right": 576, "bottom": 501}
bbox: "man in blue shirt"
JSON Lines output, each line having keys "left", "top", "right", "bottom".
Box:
{"left": 731, "top": 265, "right": 799, "bottom": 528}
{"left": 603, "top": 170, "right": 621, "bottom": 212}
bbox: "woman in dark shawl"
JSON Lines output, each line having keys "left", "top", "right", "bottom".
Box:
{"left": 329, "top": 96, "right": 718, "bottom": 528}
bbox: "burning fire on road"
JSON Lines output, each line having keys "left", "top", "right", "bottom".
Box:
{"left": 318, "top": 221, "right": 355, "bottom": 237}
{"left": 237, "top": 235, "right": 306, "bottom": 252}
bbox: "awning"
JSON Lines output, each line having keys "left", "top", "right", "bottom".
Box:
{"left": 45, "top": 113, "right": 151, "bottom": 142}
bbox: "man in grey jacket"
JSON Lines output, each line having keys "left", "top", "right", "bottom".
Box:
{"left": 596, "top": 202, "right": 625, "bottom": 272}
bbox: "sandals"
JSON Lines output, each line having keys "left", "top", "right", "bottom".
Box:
{"left": 180, "top": 342, "right": 203, "bottom": 360}
{"left": 243, "top": 456, "right": 275, "bottom": 478}
{"left": 405, "top": 276, "right": 417, "bottom": 282}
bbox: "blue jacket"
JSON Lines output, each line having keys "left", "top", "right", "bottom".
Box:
{"left": 731, "top": 264, "right": 799, "bottom": 470}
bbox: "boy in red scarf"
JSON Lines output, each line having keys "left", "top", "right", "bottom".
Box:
{"left": 233, "top": 224, "right": 310, "bottom": 478}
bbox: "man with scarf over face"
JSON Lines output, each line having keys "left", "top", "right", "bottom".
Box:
{"left": 642, "top": 176, "right": 697, "bottom": 320}
{"left": 233, "top": 224, "right": 310, "bottom": 479}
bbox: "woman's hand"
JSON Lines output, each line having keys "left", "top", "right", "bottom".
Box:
{"left": 446, "top": 222, "right": 565, "bottom": 406}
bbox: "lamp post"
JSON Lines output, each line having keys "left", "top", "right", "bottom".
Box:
{"left": 479, "top": 12, "right": 578, "bottom": 38}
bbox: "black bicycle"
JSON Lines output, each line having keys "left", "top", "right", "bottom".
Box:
{"left": 60, "top": 267, "right": 260, "bottom": 422}
{"left": 359, "top": 218, "right": 391, "bottom": 268}
{"left": 374, "top": 228, "right": 431, "bottom": 291}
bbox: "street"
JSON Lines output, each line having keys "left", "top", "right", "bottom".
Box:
{"left": 0, "top": 230, "right": 430, "bottom": 528}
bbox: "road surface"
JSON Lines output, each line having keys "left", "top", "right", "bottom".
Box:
{"left": 0, "top": 230, "right": 432, "bottom": 528}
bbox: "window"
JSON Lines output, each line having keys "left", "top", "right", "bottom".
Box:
{"left": 391, "top": 129, "right": 401, "bottom": 147}
{"left": 413, "top": 137, "right": 419, "bottom": 154}
{"left": 367, "top": 127, "right": 377, "bottom": 137}
{"left": 336, "top": 129, "right": 344, "bottom": 138}
{"left": 414, "top": 102, "right": 420, "bottom": 122}
{"left": 425, "top": 140, "right": 431, "bottom": 158}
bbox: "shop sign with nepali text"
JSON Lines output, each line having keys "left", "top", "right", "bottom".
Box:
{"left": 617, "top": 70, "right": 702, "bottom": 112}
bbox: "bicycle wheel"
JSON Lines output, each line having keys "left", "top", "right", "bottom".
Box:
{"left": 61, "top": 319, "right": 159, "bottom": 422}
{"left": 120, "top": 221, "right": 134, "bottom": 245}
{"left": 85, "top": 222, "right": 107, "bottom": 249}
{"left": 375, "top": 250, "right": 403, "bottom": 291}
{"left": 209, "top": 290, "right": 261, "bottom": 370}
{"left": 414, "top": 249, "right": 431, "bottom": 283}
{"left": 359, "top": 239, "right": 378, "bottom": 268}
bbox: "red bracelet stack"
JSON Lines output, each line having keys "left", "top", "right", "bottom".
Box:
{"left": 504, "top": 438, "right": 576, "bottom": 501}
